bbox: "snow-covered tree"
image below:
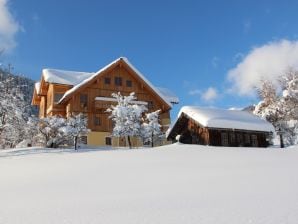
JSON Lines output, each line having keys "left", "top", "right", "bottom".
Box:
{"left": 25, "top": 115, "right": 43, "bottom": 146}
{"left": 37, "top": 116, "right": 68, "bottom": 148}
{"left": 61, "top": 113, "right": 89, "bottom": 150}
{"left": 254, "top": 70, "right": 298, "bottom": 147}
{"left": 107, "top": 92, "right": 147, "bottom": 148}
{"left": 279, "top": 70, "right": 298, "bottom": 120}
{"left": 0, "top": 75, "right": 28, "bottom": 148}
{"left": 142, "top": 110, "right": 162, "bottom": 147}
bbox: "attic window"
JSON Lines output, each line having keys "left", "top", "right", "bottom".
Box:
{"left": 126, "top": 80, "right": 132, "bottom": 87}
{"left": 104, "top": 77, "right": 110, "bottom": 84}
{"left": 115, "top": 77, "right": 122, "bottom": 86}
{"left": 54, "top": 93, "right": 64, "bottom": 103}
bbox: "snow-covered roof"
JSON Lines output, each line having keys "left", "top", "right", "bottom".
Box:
{"left": 42, "top": 69, "right": 94, "bottom": 86}
{"left": 177, "top": 106, "right": 275, "bottom": 132}
{"left": 57, "top": 57, "right": 176, "bottom": 108}
{"left": 156, "top": 87, "right": 179, "bottom": 104}
{"left": 34, "top": 82, "right": 41, "bottom": 94}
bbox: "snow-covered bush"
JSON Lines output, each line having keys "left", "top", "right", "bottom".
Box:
{"left": 37, "top": 116, "right": 68, "bottom": 148}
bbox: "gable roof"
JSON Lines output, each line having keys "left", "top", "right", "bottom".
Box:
{"left": 53, "top": 57, "right": 176, "bottom": 107}
{"left": 168, "top": 106, "right": 274, "bottom": 135}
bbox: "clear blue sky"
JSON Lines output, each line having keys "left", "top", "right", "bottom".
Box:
{"left": 3, "top": 0, "right": 298, "bottom": 117}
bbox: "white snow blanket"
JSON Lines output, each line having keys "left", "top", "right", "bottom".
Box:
{"left": 178, "top": 106, "right": 275, "bottom": 132}
{"left": 0, "top": 144, "right": 297, "bottom": 224}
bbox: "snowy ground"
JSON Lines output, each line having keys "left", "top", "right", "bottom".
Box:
{"left": 0, "top": 144, "right": 298, "bottom": 224}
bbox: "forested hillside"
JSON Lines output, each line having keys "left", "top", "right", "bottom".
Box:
{"left": 0, "top": 68, "right": 37, "bottom": 116}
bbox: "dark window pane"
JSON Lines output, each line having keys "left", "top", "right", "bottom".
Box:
{"left": 94, "top": 116, "right": 101, "bottom": 126}
{"left": 244, "top": 134, "right": 250, "bottom": 144}
{"left": 80, "top": 136, "right": 87, "bottom": 144}
{"left": 105, "top": 137, "right": 112, "bottom": 145}
{"left": 80, "top": 94, "right": 88, "bottom": 108}
{"left": 126, "top": 80, "right": 132, "bottom": 87}
{"left": 251, "top": 135, "right": 258, "bottom": 147}
{"left": 221, "top": 133, "right": 229, "bottom": 146}
{"left": 104, "top": 77, "right": 110, "bottom": 84}
{"left": 147, "top": 101, "right": 153, "bottom": 109}
{"left": 230, "top": 133, "right": 236, "bottom": 144}
{"left": 115, "top": 77, "right": 122, "bottom": 86}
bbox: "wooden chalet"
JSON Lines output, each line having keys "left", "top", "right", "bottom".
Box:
{"left": 167, "top": 106, "right": 274, "bottom": 147}
{"left": 32, "top": 57, "right": 179, "bottom": 146}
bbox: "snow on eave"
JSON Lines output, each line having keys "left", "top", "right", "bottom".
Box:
{"left": 156, "top": 87, "right": 179, "bottom": 104}
{"left": 95, "top": 97, "right": 148, "bottom": 105}
{"left": 177, "top": 106, "right": 275, "bottom": 133}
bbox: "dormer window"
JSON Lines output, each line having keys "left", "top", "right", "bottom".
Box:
{"left": 115, "top": 77, "right": 122, "bottom": 86}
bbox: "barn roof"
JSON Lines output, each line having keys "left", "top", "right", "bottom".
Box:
{"left": 168, "top": 106, "right": 275, "bottom": 136}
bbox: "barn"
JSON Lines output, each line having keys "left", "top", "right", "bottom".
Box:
{"left": 167, "top": 106, "right": 275, "bottom": 147}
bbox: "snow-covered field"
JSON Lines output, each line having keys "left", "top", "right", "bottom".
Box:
{"left": 0, "top": 144, "right": 298, "bottom": 224}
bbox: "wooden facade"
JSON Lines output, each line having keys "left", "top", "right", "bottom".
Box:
{"left": 32, "top": 58, "right": 174, "bottom": 146}
{"left": 167, "top": 112, "right": 272, "bottom": 148}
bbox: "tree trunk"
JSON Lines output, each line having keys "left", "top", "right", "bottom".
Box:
{"left": 127, "top": 136, "right": 132, "bottom": 149}
{"left": 151, "top": 131, "right": 154, "bottom": 147}
{"left": 74, "top": 136, "right": 78, "bottom": 150}
{"left": 279, "top": 134, "right": 284, "bottom": 148}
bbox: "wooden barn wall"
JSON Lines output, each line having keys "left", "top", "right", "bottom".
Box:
{"left": 208, "top": 129, "right": 269, "bottom": 147}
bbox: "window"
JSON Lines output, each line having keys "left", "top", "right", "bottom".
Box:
{"left": 147, "top": 101, "right": 153, "bottom": 109}
{"left": 230, "top": 133, "right": 236, "bottom": 145}
{"left": 251, "top": 135, "right": 258, "bottom": 147}
{"left": 104, "top": 77, "right": 110, "bottom": 84}
{"left": 94, "top": 116, "right": 101, "bottom": 126}
{"left": 80, "top": 136, "right": 87, "bottom": 145}
{"left": 115, "top": 77, "right": 122, "bottom": 86}
{"left": 237, "top": 133, "right": 243, "bottom": 146}
{"left": 54, "top": 93, "right": 64, "bottom": 103}
{"left": 126, "top": 80, "right": 132, "bottom": 87}
{"left": 105, "top": 137, "right": 112, "bottom": 145}
{"left": 80, "top": 94, "right": 88, "bottom": 108}
{"left": 244, "top": 134, "right": 250, "bottom": 145}
{"left": 221, "top": 133, "right": 229, "bottom": 146}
